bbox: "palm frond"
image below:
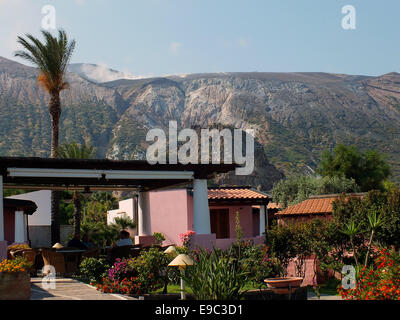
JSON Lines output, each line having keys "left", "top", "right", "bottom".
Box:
{"left": 57, "top": 141, "right": 96, "bottom": 159}
{"left": 14, "top": 29, "right": 76, "bottom": 93}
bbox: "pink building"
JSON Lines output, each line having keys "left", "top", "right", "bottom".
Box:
{"left": 148, "top": 187, "right": 269, "bottom": 250}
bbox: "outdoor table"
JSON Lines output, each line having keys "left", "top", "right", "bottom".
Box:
{"left": 56, "top": 249, "right": 87, "bottom": 274}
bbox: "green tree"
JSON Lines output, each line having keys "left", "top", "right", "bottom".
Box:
{"left": 332, "top": 190, "right": 399, "bottom": 267}
{"left": 318, "top": 144, "right": 391, "bottom": 191}
{"left": 58, "top": 141, "right": 96, "bottom": 239}
{"left": 271, "top": 175, "right": 360, "bottom": 208}
{"left": 15, "top": 29, "right": 76, "bottom": 244}
{"left": 80, "top": 192, "right": 119, "bottom": 247}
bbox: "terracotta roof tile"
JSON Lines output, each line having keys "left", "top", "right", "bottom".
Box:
{"left": 267, "top": 202, "right": 281, "bottom": 209}
{"left": 276, "top": 197, "right": 337, "bottom": 216}
{"left": 208, "top": 188, "right": 269, "bottom": 200}
{"left": 276, "top": 193, "right": 366, "bottom": 216}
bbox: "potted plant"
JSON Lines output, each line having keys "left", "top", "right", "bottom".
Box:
{"left": 0, "top": 257, "right": 32, "bottom": 300}
{"left": 264, "top": 277, "right": 303, "bottom": 295}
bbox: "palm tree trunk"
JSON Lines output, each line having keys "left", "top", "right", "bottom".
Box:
{"left": 73, "top": 191, "right": 81, "bottom": 239}
{"left": 49, "top": 92, "right": 61, "bottom": 245}
{"left": 49, "top": 92, "right": 61, "bottom": 158}
{"left": 50, "top": 190, "right": 60, "bottom": 244}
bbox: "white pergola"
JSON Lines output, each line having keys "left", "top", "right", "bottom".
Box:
{"left": 0, "top": 157, "right": 237, "bottom": 256}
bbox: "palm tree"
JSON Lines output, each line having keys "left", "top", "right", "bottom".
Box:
{"left": 15, "top": 29, "right": 76, "bottom": 244}
{"left": 113, "top": 216, "right": 137, "bottom": 231}
{"left": 57, "top": 141, "right": 96, "bottom": 159}
{"left": 58, "top": 142, "right": 96, "bottom": 239}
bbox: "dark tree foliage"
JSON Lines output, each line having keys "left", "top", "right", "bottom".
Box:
{"left": 318, "top": 144, "right": 391, "bottom": 191}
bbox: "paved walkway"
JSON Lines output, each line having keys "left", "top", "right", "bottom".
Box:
{"left": 30, "top": 278, "right": 342, "bottom": 301}
{"left": 30, "top": 278, "right": 137, "bottom": 300}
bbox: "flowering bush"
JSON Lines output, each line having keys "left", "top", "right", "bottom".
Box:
{"left": 338, "top": 248, "right": 400, "bottom": 300}
{"left": 96, "top": 274, "right": 161, "bottom": 295}
{"left": 96, "top": 248, "right": 171, "bottom": 295}
{"left": 179, "top": 230, "right": 196, "bottom": 248}
{"left": 0, "top": 257, "right": 31, "bottom": 273}
{"left": 7, "top": 243, "right": 30, "bottom": 251}
{"left": 107, "top": 258, "right": 131, "bottom": 281}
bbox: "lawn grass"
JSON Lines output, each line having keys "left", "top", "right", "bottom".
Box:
{"left": 306, "top": 278, "right": 341, "bottom": 296}
{"left": 158, "top": 280, "right": 341, "bottom": 296}
{"left": 154, "top": 284, "right": 194, "bottom": 294}
{"left": 155, "top": 282, "right": 263, "bottom": 295}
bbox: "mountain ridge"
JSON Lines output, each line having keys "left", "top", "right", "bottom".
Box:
{"left": 1, "top": 56, "right": 399, "bottom": 190}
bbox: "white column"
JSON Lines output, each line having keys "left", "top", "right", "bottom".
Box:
{"left": 138, "top": 191, "right": 151, "bottom": 236}
{"left": 259, "top": 205, "right": 266, "bottom": 236}
{"left": 24, "top": 215, "right": 28, "bottom": 242}
{"left": 15, "top": 211, "right": 25, "bottom": 243}
{"left": 193, "top": 179, "right": 211, "bottom": 234}
{"left": 0, "top": 175, "right": 3, "bottom": 241}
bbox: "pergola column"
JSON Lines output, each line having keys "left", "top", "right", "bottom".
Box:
{"left": 14, "top": 211, "right": 25, "bottom": 243}
{"left": 138, "top": 191, "right": 151, "bottom": 236}
{"left": 0, "top": 175, "right": 3, "bottom": 241}
{"left": 259, "top": 204, "right": 266, "bottom": 236}
{"left": 135, "top": 190, "right": 155, "bottom": 246}
{"left": 0, "top": 175, "right": 6, "bottom": 260}
{"left": 193, "top": 179, "right": 211, "bottom": 234}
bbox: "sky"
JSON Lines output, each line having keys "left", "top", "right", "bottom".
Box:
{"left": 0, "top": 0, "right": 399, "bottom": 77}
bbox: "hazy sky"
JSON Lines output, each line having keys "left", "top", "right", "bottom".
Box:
{"left": 1, "top": 0, "right": 399, "bottom": 77}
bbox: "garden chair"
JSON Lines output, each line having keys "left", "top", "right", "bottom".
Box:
{"left": 40, "top": 248, "right": 66, "bottom": 275}
{"left": 110, "top": 245, "right": 132, "bottom": 262}
{"left": 82, "top": 248, "right": 100, "bottom": 259}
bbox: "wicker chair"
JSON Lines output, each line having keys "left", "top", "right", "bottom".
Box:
{"left": 110, "top": 245, "right": 132, "bottom": 262}
{"left": 82, "top": 248, "right": 100, "bottom": 259}
{"left": 40, "top": 248, "right": 66, "bottom": 275}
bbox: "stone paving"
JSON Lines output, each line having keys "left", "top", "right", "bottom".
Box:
{"left": 30, "top": 277, "right": 137, "bottom": 300}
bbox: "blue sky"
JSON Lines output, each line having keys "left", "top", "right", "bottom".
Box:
{"left": 1, "top": 0, "right": 399, "bottom": 76}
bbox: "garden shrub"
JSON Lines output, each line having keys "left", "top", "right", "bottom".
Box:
{"left": 96, "top": 248, "right": 173, "bottom": 295}
{"left": 97, "top": 274, "right": 161, "bottom": 295}
{"left": 79, "top": 257, "right": 110, "bottom": 284}
{"left": 266, "top": 218, "right": 340, "bottom": 280}
{"left": 332, "top": 188, "right": 400, "bottom": 269}
{"left": 230, "top": 241, "right": 283, "bottom": 288}
{"left": 153, "top": 232, "right": 166, "bottom": 245}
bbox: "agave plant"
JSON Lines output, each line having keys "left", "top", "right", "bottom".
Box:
{"left": 182, "top": 248, "right": 249, "bottom": 300}
{"left": 340, "top": 220, "right": 362, "bottom": 268}
{"left": 364, "top": 209, "right": 385, "bottom": 267}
